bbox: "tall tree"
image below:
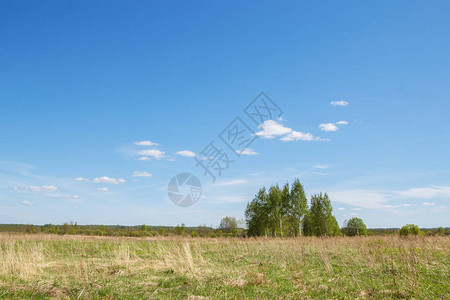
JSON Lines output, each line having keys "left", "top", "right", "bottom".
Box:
{"left": 279, "top": 183, "right": 291, "bottom": 238}
{"left": 290, "top": 179, "right": 308, "bottom": 237}
{"left": 309, "top": 193, "right": 340, "bottom": 236}
{"left": 268, "top": 185, "right": 282, "bottom": 237}
{"left": 245, "top": 188, "right": 269, "bottom": 236}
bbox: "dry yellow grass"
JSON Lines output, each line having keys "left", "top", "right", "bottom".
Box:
{"left": 0, "top": 234, "right": 449, "bottom": 299}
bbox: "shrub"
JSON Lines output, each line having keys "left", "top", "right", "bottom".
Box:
{"left": 399, "top": 224, "right": 421, "bottom": 236}
{"left": 342, "top": 217, "right": 367, "bottom": 236}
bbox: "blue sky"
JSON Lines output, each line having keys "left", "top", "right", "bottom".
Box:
{"left": 1, "top": 1, "right": 449, "bottom": 228}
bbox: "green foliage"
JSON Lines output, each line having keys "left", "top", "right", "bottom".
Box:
{"left": 289, "top": 179, "right": 308, "bottom": 236}
{"left": 342, "top": 217, "right": 368, "bottom": 236}
{"left": 219, "top": 217, "right": 238, "bottom": 234}
{"left": 245, "top": 180, "right": 341, "bottom": 237}
{"left": 245, "top": 187, "right": 269, "bottom": 236}
{"left": 328, "top": 215, "right": 342, "bottom": 237}
{"left": 400, "top": 224, "right": 422, "bottom": 236}
{"left": 306, "top": 193, "right": 341, "bottom": 237}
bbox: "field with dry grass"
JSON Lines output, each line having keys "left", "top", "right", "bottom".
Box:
{"left": 0, "top": 234, "right": 448, "bottom": 299}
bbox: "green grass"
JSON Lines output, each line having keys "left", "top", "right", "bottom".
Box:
{"left": 0, "top": 234, "right": 448, "bottom": 299}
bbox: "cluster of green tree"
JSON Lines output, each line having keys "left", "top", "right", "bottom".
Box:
{"left": 399, "top": 224, "right": 422, "bottom": 236}
{"left": 245, "top": 179, "right": 344, "bottom": 237}
{"left": 244, "top": 179, "right": 449, "bottom": 238}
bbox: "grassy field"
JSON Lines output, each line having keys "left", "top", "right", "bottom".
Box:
{"left": 0, "top": 234, "right": 448, "bottom": 299}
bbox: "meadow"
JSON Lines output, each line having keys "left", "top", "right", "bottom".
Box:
{"left": 0, "top": 234, "right": 448, "bottom": 299}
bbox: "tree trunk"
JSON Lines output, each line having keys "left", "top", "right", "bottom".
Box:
{"left": 299, "top": 217, "right": 302, "bottom": 237}
{"left": 280, "top": 217, "right": 283, "bottom": 238}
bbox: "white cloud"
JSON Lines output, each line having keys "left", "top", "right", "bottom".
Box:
{"left": 313, "top": 164, "right": 331, "bottom": 169}
{"left": 134, "top": 141, "right": 159, "bottom": 146}
{"left": 329, "top": 185, "right": 450, "bottom": 211}
{"left": 319, "top": 123, "right": 338, "bottom": 132}
{"left": 338, "top": 207, "right": 345, "bottom": 211}
{"left": 255, "top": 120, "right": 323, "bottom": 142}
{"left": 236, "top": 148, "right": 259, "bottom": 155}
{"left": 21, "top": 200, "right": 33, "bottom": 206}
{"left": 93, "top": 176, "right": 126, "bottom": 184}
{"left": 42, "top": 193, "right": 80, "bottom": 200}
{"left": 97, "top": 187, "right": 109, "bottom": 192}
{"left": 255, "top": 120, "right": 293, "bottom": 139}
{"left": 396, "top": 186, "right": 450, "bottom": 199}
{"left": 214, "top": 179, "right": 248, "bottom": 186}
{"left": 16, "top": 185, "right": 59, "bottom": 193}
{"left": 352, "top": 208, "right": 362, "bottom": 211}
{"left": 330, "top": 100, "right": 349, "bottom": 106}
{"left": 75, "top": 176, "right": 125, "bottom": 184}
{"left": 329, "top": 190, "right": 391, "bottom": 210}
{"left": 137, "top": 149, "right": 166, "bottom": 160}
{"left": 384, "top": 203, "right": 411, "bottom": 209}
{"left": 176, "top": 150, "right": 196, "bottom": 157}
{"left": 137, "top": 157, "right": 150, "bottom": 161}
{"left": 132, "top": 171, "right": 152, "bottom": 178}
{"left": 74, "top": 177, "right": 89, "bottom": 182}
{"left": 281, "top": 131, "right": 315, "bottom": 141}
{"left": 336, "top": 121, "right": 349, "bottom": 125}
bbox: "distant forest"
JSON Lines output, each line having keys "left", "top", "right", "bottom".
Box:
{"left": 0, "top": 223, "right": 448, "bottom": 238}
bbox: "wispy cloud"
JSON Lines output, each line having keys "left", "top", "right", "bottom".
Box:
{"left": 329, "top": 185, "right": 450, "bottom": 211}
{"left": 137, "top": 149, "right": 166, "bottom": 160}
{"left": 396, "top": 186, "right": 450, "bottom": 199}
{"left": 136, "top": 157, "right": 149, "bottom": 161}
{"left": 330, "top": 100, "right": 349, "bottom": 106}
{"left": 176, "top": 150, "right": 196, "bottom": 157}
{"left": 134, "top": 141, "right": 159, "bottom": 146}
{"left": 75, "top": 176, "right": 126, "bottom": 184}
{"left": 15, "top": 185, "right": 59, "bottom": 192}
{"left": 214, "top": 179, "right": 248, "bottom": 186}
{"left": 281, "top": 131, "right": 315, "bottom": 142}
{"left": 236, "top": 148, "right": 259, "bottom": 155}
{"left": 132, "top": 171, "right": 152, "bottom": 178}
{"left": 336, "top": 121, "right": 349, "bottom": 125}
{"left": 14, "top": 185, "right": 79, "bottom": 200}
{"left": 313, "top": 164, "right": 331, "bottom": 169}
{"left": 21, "top": 200, "right": 33, "bottom": 206}
{"left": 97, "top": 187, "right": 109, "bottom": 192}
{"left": 93, "top": 177, "right": 126, "bottom": 184}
